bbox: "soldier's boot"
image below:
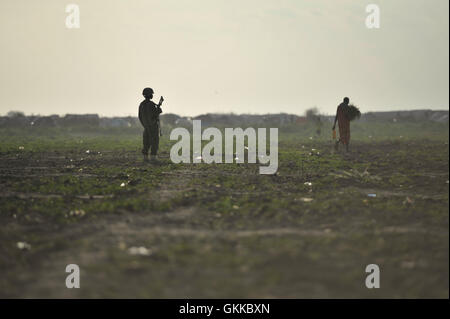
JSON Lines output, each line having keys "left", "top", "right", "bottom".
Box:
{"left": 143, "top": 154, "right": 149, "bottom": 162}
{"left": 150, "top": 155, "right": 159, "bottom": 163}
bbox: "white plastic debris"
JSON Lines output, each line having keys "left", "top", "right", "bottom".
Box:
{"left": 17, "top": 242, "right": 31, "bottom": 250}
{"left": 69, "top": 209, "right": 86, "bottom": 217}
{"left": 304, "top": 182, "right": 312, "bottom": 186}
{"left": 300, "top": 197, "right": 313, "bottom": 202}
{"left": 86, "top": 150, "right": 90, "bottom": 154}
{"left": 128, "top": 246, "right": 152, "bottom": 256}
{"left": 403, "top": 197, "right": 414, "bottom": 205}
{"left": 18, "top": 146, "right": 24, "bottom": 150}
{"left": 120, "top": 182, "right": 126, "bottom": 187}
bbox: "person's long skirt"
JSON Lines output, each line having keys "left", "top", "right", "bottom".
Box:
{"left": 338, "top": 120, "right": 350, "bottom": 145}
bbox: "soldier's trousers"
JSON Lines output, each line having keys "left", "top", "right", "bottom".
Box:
{"left": 142, "top": 125, "right": 159, "bottom": 156}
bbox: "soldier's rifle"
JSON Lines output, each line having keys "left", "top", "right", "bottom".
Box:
{"left": 157, "top": 96, "right": 164, "bottom": 136}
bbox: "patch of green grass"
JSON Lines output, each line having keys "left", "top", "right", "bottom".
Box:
{"left": 0, "top": 122, "right": 448, "bottom": 298}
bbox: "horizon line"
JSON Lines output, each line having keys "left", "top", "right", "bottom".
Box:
{"left": 1, "top": 108, "right": 449, "bottom": 118}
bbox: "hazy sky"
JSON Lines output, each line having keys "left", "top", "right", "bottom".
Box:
{"left": 0, "top": 0, "right": 448, "bottom": 117}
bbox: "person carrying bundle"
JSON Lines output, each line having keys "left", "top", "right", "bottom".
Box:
{"left": 332, "top": 97, "right": 351, "bottom": 152}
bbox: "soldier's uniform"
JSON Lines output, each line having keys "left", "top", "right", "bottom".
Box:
{"left": 138, "top": 94, "right": 162, "bottom": 158}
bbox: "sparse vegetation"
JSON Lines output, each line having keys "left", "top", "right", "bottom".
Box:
{"left": 0, "top": 120, "right": 448, "bottom": 298}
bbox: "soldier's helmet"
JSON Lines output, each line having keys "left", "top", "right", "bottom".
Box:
{"left": 343, "top": 97, "right": 350, "bottom": 104}
{"left": 142, "top": 88, "right": 154, "bottom": 96}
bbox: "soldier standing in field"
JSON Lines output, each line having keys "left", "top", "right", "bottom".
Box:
{"left": 138, "top": 87, "right": 163, "bottom": 162}
{"left": 332, "top": 97, "right": 351, "bottom": 152}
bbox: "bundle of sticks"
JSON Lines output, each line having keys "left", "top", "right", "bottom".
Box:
{"left": 346, "top": 104, "right": 361, "bottom": 121}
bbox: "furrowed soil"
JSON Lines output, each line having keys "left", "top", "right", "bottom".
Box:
{"left": 0, "top": 122, "right": 448, "bottom": 298}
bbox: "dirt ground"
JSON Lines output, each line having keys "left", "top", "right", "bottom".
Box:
{"left": 0, "top": 125, "right": 448, "bottom": 298}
